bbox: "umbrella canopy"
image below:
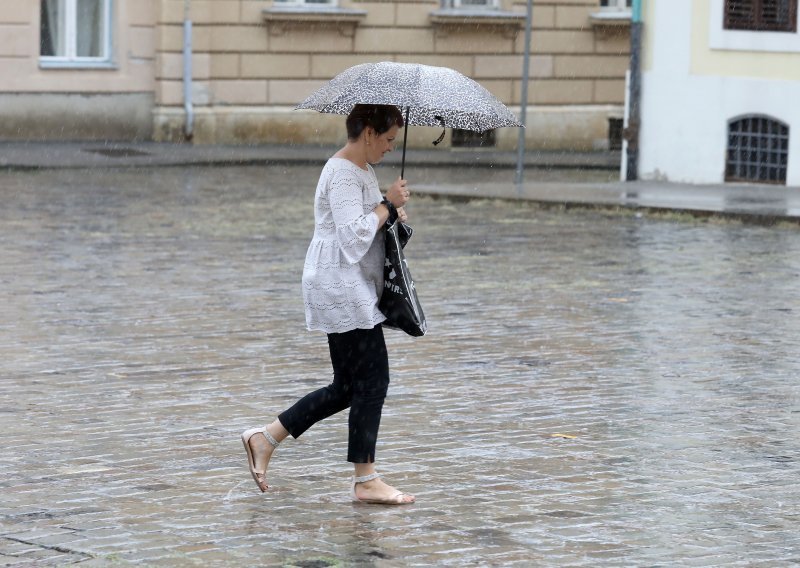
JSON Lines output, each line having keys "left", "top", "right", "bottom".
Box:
{"left": 296, "top": 61, "right": 523, "bottom": 176}
{"left": 297, "top": 61, "right": 522, "bottom": 133}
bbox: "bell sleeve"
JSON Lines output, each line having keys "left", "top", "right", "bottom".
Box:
{"left": 328, "top": 169, "right": 380, "bottom": 265}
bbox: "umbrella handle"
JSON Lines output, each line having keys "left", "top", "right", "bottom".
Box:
{"left": 401, "top": 106, "right": 410, "bottom": 180}
{"left": 432, "top": 116, "right": 445, "bottom": 146}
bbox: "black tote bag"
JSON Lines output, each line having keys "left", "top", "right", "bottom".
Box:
{"left": 379, "top": 221, "right": 427, "bottom": 337}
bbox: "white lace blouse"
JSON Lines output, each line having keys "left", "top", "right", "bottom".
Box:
{"left": 302, "top": 158, "right": 387, "bottom": 334}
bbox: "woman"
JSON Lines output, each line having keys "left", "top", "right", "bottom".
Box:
{"left": 241, "top": 104, "right": 415, "bottom": 505}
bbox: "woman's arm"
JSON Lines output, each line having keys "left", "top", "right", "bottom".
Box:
{"left": 328, "top": 171, "right": 384, "bottom": 264}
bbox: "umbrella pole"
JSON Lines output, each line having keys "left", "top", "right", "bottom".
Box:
{"left": 401, "top": 106, "right": 410, "bottom": 179}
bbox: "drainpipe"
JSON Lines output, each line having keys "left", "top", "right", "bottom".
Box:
{"left": 624, "top": 0, "right": 643, "bottom": 180}
{"left": 514, "top": 0, "right": 534, "bottom": 188}
{"left": 183, "top": 0, "right": 194, "bottom": 141}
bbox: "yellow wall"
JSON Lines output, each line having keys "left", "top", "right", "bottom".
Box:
{"left": 690, "top": 0, "right": 800, "bottom": 80}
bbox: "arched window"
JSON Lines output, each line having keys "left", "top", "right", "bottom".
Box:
{"left": 726, "top": 115, "right": 789, "bottom": 184}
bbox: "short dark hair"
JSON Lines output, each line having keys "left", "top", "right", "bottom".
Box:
{"left": 345, "top": 104, "right": 404, "bottom": 141}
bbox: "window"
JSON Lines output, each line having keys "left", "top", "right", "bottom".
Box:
{"left": 600, "top": 0, "right": 632, "bottom": 8}
{"left": 608, "top": 118, "right": 624, "bottom": 151}
{"left": 40, "top": 0, "right": 112, "bottom": 65}
{"left": 726, "top": 115, "right": 789, "bottom": 184}
{"left": 452, "top": 129, "right": 496, "bottom": 148}
{"left": 591, "top": 0, "right": 631, "bottom": 26}
{"left": 724, "top": 0, "right": 797, "bottom": 32}
{"left": 442, "top": 0, "right": 500, "bottom": 9}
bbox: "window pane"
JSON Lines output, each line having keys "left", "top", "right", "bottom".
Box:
{"left": 725, "top": 0, "right": 756, "bottom": 29}
{"left": 762, "top": 0, "right": 791, "bottom": 25}
{"left": 76, "top": 0, "right": 105, "bottom": 57}
{"left": 600, "top": 1, "right": 631, "bottom": 9}
{"left": 40, "top": 0, "right": 66, "bottom": 56}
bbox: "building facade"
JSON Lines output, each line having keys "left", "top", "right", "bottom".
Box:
{"left": 1, "top": 1, "right": 155, "bottom": 140}
{"left": 638, "top": 0, "right": 800, "bottom": 186}
{"left": 1, "top": 0, "right": 631, "bottom": 150}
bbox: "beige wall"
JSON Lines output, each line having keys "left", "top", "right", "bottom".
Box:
{"left": 154, "top": 0, "right": 630, "bottom": 149}
{"left": 0, "top": 0, "right": 629, "bottom": 148}
{"left": 0, "top": 0, "right": 157, "bottom": 139}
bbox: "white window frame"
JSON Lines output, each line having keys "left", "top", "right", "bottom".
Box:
{"left": 710, "top": 0, "right": 800, "bottom": 53}
{"left": 40, "top": 0, "right": 113, "bottom": 68}
{"left": 591, "top": 0, "right": 631, "bottom": 24}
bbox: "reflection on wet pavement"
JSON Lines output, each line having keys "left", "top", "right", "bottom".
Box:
{"left": 1, "top": 165, "right": 799, "bottom": 565}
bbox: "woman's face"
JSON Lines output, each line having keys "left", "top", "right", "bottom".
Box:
{"left": 367, "top": 125, "right": 400, "bottom": 164}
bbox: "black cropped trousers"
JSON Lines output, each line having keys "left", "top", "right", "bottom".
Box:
{"left": 278, "top": 324, "right": 389, "bottom": 463}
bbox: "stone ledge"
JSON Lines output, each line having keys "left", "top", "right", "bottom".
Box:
{"left": 262, "top": 6, "right": 367, "bottom": 36}
{"left": 429, "top": 8, "right": 525, "bottom": 38}
{"left": 589, "top": 10, "right": 632, "bottom": 28}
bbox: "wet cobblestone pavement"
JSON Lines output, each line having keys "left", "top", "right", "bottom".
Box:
{"left": 1, "top": 165, "right": 800, "bottom": 566}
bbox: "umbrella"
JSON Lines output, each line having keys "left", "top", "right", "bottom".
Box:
{"left": 296, "top": 61, "right": 523, "bottom": 178}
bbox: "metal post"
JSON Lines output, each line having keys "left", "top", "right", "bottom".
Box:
{"left": 625, "top": 0, "right": 643, "bottom": 181}
{"left": 183, "top": 0, "right": 194, "bottom": 140}
{"left": 514, "top": 0, "right": 533, "bottom": 187}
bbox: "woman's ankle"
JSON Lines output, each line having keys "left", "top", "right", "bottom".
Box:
{"left": 353, "top": 463, "right": 377, "bottom": 479}
{"left": 267, "top": 420, "right": 290, "bottom": 444}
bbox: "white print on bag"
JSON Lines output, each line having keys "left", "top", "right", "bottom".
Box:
{"left": 385, "top": 266, "right": 415, "bottom": 295}
{"left": 385, "top": 280, "right": 403, "bottom": 294}
{"left": 385, "top": 264, "right": 402, "bottom": 293}
{"left": 385, "top": 261, "right": 408, "bottom": 295}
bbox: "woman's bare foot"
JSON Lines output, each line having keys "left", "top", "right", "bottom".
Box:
{"left": 248, "top": 432, "right": 277, "bottom": 492}
{"left": 354, "top": 477, "right": 415, "bottom": 505}
{"left": 242, "top": 421, "right": 288, "bottom": 492}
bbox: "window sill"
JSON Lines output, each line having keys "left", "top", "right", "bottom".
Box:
{"left": 39, "top": 60, "right": 117, "bottom": 70}
{"left": 429, "top": 8, "right": 525, "bottom": 38}
{"left": 590, "top": 10, "right": 632, "bottom": 28}
{"left": 262, "top": 6, "right": 367, "bottom": 36}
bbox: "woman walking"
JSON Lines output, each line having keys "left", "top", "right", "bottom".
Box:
{"left": 241, "top": 104, "right": 415, "bottom": 505}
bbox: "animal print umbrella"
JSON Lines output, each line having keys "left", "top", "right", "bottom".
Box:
{"left": 296, "top": 61, "right": 523, "bottom": 176}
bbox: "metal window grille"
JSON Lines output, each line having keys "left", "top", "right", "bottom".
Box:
{"left": 724, "top": 0, "right": 798, "bottom": 32}
{"left": 726, "top": 115, "right": 789, "bottom": 185}
{"left": 451, "top": 129, "right": 496, "bottom": 148}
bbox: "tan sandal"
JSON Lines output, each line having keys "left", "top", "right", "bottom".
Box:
{"left": 351, "top": 472, "right": 415, "bottom": 505}
{"left": 241, "top": 426, "right": 280, "bottom": 492}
